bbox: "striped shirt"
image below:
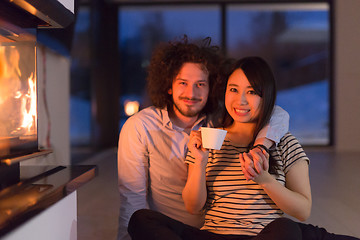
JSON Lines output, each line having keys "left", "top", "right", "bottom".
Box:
{"left": 185, "top": 132, "right": 309, "bottom": 236}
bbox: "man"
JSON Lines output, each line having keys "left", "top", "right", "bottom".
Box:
{"left": 117, "top": 36, "right": 289, "bottom": 240}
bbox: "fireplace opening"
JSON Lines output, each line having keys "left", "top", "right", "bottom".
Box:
{"left": 0, "top": 23, "right": 38, "bottom": 161}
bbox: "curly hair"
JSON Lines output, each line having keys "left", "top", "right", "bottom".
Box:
{"left": 147, "top": 35, "right": 223, "bottom": 115}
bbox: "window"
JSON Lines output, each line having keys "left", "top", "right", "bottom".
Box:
{"left": 226, "top": 3, "right": 330, "bottom": 145}
{"left": 70, "top": 6, "right": 91, "bottom": 147}
{"left": 118, "top": 5, "right": 221, "bottom": 126}
{"left": 70, "top": 2, "right": 331, "bottom": 147}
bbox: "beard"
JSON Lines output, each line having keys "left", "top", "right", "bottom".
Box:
{"left": 173, "top": 104, "right": 200, "bottom": 117}
{"left": 173, "top": 98, "right": 204, "bottom": 118}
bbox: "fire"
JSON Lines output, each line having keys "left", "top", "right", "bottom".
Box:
{"left": 10, "top": 73, "right": 37, "bottom": 135}
{"left": 0, "top": 46, "right": 21, "bottom": 106}
{"left": 0, "top": 45, "right": 37, "bottom": 137}
{"left": 19, "top": 73, "right": 37, "bottom": 134}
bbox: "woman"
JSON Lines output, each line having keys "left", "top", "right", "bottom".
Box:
{"left": 128, "top": 57, "right": 359, "bottom": 240}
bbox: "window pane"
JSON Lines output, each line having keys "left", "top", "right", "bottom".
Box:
{"left": 227, "top": 3, "right": 330, "bottom": 145}
{"left": 70, "top": 6, "right": 91, "bottom": 147}
{"left": 118, "top": 5, "right": 221, "bottom": 125}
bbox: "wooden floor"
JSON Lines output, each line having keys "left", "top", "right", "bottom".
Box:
{"left": 76, "top": 147, "right": 360, "bottom": 240}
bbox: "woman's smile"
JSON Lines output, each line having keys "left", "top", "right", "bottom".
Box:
{"left": 234, "top": 108, "right": 250, "bottom": 115}
{"left": 225, "top": 68, "right": 261, "bottom": 123}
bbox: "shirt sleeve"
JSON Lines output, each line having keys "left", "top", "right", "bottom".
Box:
{"left": 279, "top": 133, "right": 310, "bottom": 174}
{"left": 257, "top": 105, "right": 290, "bottom": 145}
{"left": 117, "top": 116, "right": 149, "bottom": 240}
{"left": 185, "top": 150, "right": 195, "bottom": 165}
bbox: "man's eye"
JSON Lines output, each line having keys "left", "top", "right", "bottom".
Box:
{"left": 179, "top": 82, "right": 187, "bottom": 85}
{"left": 198, "top": 83, "right": 206, "bottom": 87}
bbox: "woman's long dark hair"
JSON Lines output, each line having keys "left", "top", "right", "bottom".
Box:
{"left": 220, "top": 56, "right": 278, "bottom": 174}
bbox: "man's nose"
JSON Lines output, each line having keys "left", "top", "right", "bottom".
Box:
{"left": 184, "top": 84, "right": 196, "bottom": 96}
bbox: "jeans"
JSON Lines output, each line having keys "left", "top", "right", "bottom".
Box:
{"left": 128, "top": 209, "right": 359, "bottom": 240}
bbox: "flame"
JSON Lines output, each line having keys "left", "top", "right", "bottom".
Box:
{"left": 0, "top": 45, "right": 36, "bottom": 137}
{"left": 19, "top": 73, "right": 37, "bottom": 133}
{"left": 0, "top": 46, "right": 21, "bottom": 105}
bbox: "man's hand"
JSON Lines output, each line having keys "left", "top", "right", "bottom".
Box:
{"left": 239, "top": 147, "right": 269, "bottom": 181}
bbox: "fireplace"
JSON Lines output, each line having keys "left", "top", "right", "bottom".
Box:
{"left": 0, "top": 22, "right": 38, "bottom": 162}
{"left": 0, "top": 2, "right": 98, "bottom": 238}
{"left": 0, "top": 0, "right": 74, "bottom": 186}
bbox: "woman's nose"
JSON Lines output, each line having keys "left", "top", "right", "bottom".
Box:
{"left": 240, "top": 92, "right": 247, "bottom": 104}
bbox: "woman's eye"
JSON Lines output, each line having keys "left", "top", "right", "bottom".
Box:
{"left": 248, "top": 90, "right": 257, "bottom": 95}
{"left": 229, "top": 88, "right": 237, "bottom": 92}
